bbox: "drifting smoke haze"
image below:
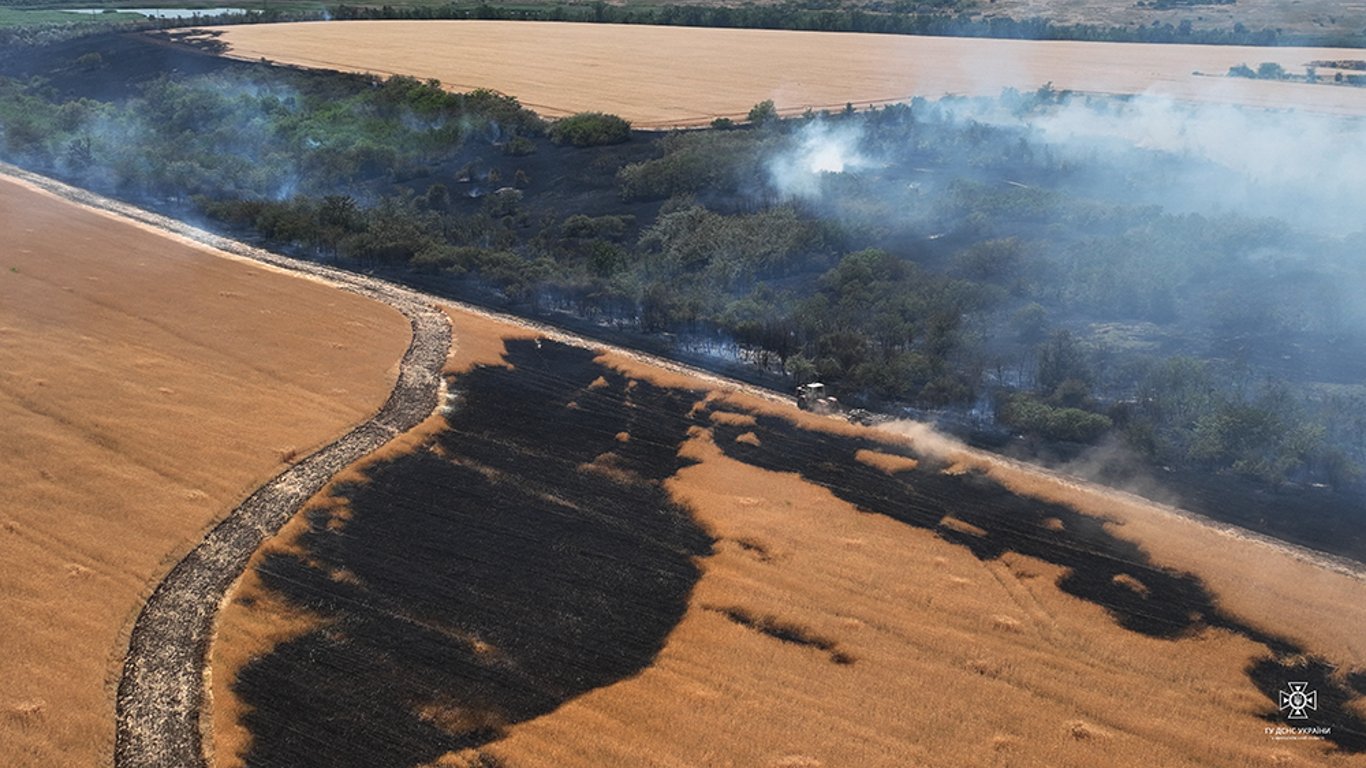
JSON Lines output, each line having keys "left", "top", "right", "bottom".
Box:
{"left": 750, "top": 91, "right": 1366, "bottom": 515}
{"left": 877, "top": 418, "right": 970, "bottom": 463}
{"left": 0, "top": 62, "right": 528, "bottom": 210}
{"left": 766, "top": 92, "right": 1366, "bottom": 235}
{"left": 974, "top": 94, "right": 1366, "bottom": 235}
{"left": 760, "top": 91, "right": 1366, "bottom": 335}
{"left": 766, "top": 122, "right": 875, "bottom": 201}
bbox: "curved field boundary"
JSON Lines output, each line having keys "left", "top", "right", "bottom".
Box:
{"left": 0, "top": 165, "right": 451, "bottom": 768}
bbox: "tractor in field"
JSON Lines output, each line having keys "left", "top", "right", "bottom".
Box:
{"left": 796, "top": 382, "right": 839, "bottom": 414}
{"left": 796, "top": 382, "right": 879, "bottom": 426}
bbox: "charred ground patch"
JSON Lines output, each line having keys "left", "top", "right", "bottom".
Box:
{"left": 0, "top": 30, "right": 252, "bottom": 102}
{"left": 709, "top": 409, "right": 1213, "bottom": 639}
{"left": 707, "top": 407, "right": 1366, "bottom": 753}
{"left": 1247, "top": 656, "right": 1366, "bottom": 751}
{"left": 708, "top": 605, "right": 855, "bottom": 666}
{"left": 231, "top": 339, "right": 711, "bottom": 768}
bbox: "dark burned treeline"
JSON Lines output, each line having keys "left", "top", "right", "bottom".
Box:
{"left": 1, "top": 43, "right": 1364, "bottom": 495}
{"left": 0, "top": 67, "right": 543, "bottom": 200}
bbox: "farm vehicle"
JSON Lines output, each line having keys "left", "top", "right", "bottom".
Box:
{"left": 795, "top": 382, "right": 877, "bottom": 426}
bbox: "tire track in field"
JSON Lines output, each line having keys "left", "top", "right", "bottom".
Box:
{"left": 0, "top": 166, "right": 452, "bottom": 768}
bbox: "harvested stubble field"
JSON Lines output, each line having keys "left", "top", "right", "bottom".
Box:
{"left": 202, "top": 20, "right": 1366, "bottom": 124}
{"left": 210, "top": 304, "right": 1366, "bottom": 768}
{"left": 0, "top": 175, "right": 412, "bottom": 767}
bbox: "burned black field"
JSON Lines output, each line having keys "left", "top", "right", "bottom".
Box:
{"left": 234, "top": 340, "right": 710, "bottom": 767}
{"left": 230, "top": 339, "right": 1366, "bottom": 766}
{"left": 708, "top": 411, "right": 1366, "bottom": 753}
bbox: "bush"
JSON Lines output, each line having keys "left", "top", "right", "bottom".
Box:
{"left": 1013, "top": 302, "right": 1048, "bottom": 343}
{"left": 1001, "top": 395, "right": 1113, "bottom": 443}
{"left": 616, "top": 130, "right": 769, "bottom": 201}
{"left": 502, "top": 135, "right": 536, "bottom": 156}
{"left": 548, "top": 112, "right": 631, "bottom": 147}
{"left": 561, "top": 213, "right": 633, "bottom": 240}
{"left": 1256, "top": 61, "right": 1286, "bottom": 79}
{"left": 747, "top": 99, "right": 779, "bottom": 125}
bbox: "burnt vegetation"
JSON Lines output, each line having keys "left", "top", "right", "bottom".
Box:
{"left": 233, "top": 339, "right": 711, "bottom": 767}
{"left": 232, "top": 360, "right": 1366, "bottom": 760}
{"left": 710, "top": 605, "right": 857, "bottom": 665}
{"left": 703, "top": 404, "right": 1366, "bottom": 752}
{"left": 2, "top": 33, "right": 1365, "bottom": 558}
{"left": 710, "top": 409, "right": 1219, "bottom": 639}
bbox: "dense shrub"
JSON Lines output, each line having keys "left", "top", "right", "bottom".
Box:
{"left": 616, "top": 130, "right": 769, "bottom": 201}
{"left": 1000, "top": 395, "right": 1113, "bottom": 443}
{"left": 502, "top": 136, "right": 536, "bottom": 156}
{"left": 548, "top": 112, "right": 631, "bottom": 147}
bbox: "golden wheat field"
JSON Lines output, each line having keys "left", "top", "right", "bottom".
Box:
{"left": 203, "top": 20, "right": 1366, "bottom": 125}
{"left": 0, "top": 175, "right": 411, "bottom": 767}
{"left": 208, "top": 304, "right": 1366, "bottom": 768}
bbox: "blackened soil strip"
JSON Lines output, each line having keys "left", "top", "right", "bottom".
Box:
{"left": 0, "top": 167, "right": 455, "bottom": 768}
{"left": 707, "top": 409, "right": 1366, "bottom": 753}
{"left": 231, "top": 340, "right": 713, "bottom": 768}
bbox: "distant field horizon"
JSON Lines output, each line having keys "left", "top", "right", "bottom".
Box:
{"left": 201, "top": 20, "right": 1366, "bottom": 125}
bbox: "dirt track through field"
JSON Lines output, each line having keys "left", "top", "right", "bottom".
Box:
{"left": 202, "top": 21, "right": 1366, "bottom": 124}
{"left": 0, "top": 166, "right": 450, "bottom": 768}
{"left": 113, "top": 306, "right": 449, "bottom": 768}
{"left": 0, "top": 169, "right": 414, "bottom": 767}
{"left": 114, "top": 307, "right": 448, "bottom": 768}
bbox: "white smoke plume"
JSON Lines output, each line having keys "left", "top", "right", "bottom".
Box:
{"left": 766, "top": 121, "right": 877, "bottom": 200}
{"left": 953, "top": 92, "right": 1366, "bottom": 234}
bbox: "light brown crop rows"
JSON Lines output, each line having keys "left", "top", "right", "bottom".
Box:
{"left": 205, "top": 20, "right": 1366, "bottom": 125}
{"left": 0, "top": 175, "right": 411, "bottom": 767}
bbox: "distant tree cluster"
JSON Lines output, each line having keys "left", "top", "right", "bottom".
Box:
{"left": 1116, "top": 359, "right": 1356, "bottom": 486}
{"left": 1228, "top": 61, "right": 1287, "bottom": 79}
